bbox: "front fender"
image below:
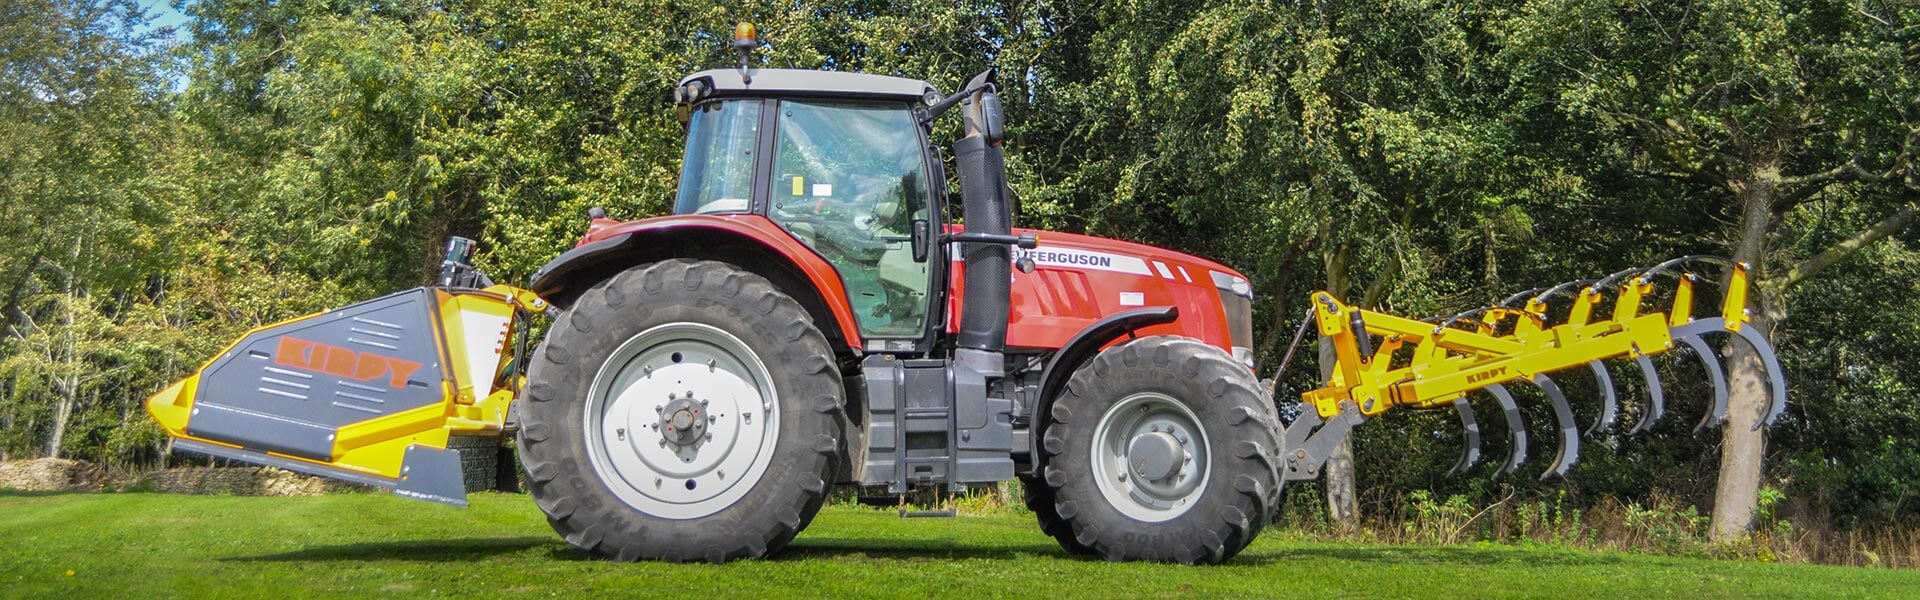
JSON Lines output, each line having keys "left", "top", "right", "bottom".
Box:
{"left": 1028, "top": 306, "right": 1180, "bottom": 467}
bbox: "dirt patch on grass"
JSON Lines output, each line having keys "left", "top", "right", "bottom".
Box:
{"left": 135, "top": 465, "right": 360, "bottom": 496}
{"left": 0, "top": 458, "right": 365, "bottom": 496}
{"left": 0, "top": 458, "right": 105, "bottom": 492}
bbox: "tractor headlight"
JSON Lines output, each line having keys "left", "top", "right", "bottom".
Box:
{"left": 1210, "top": 271, "right": 1256, "bottom": 370}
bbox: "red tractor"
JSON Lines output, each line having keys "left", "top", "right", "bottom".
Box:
{"left": 510, "top": 58, "right": 1278, "bottom": 562}
{"left": 145, "top": 24, "right": 1784, "bottom": 565}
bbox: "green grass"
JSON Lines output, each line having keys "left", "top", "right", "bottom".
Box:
{"left": 1, "top": 492, "right": 1913, "bottom": 598}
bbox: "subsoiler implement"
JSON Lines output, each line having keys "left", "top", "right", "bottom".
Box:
{"left": 1281, "top": 256, "right": 1786, "bottom": 483}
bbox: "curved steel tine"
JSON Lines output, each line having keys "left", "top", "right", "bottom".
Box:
{"left": 1732, "top": 326, "right": 1790, "bottom": 428}
{"left": 1527, "top": 374, "right": 1580, "bottom": 480}
{"left": 1593, "top": 266, "right": 1649, "bottom": 293}
{"left": 1584, "top": 360, "right": 1617, "bottom": 436}
{"left": 1671, "top": 317, "right": 1786, "bottom": 429}
{"left": 1534, "top": 279, "right": 1600, "bottom": 307}
{"left": 1637, "top": 255, "right": 1733, "bottom": 284}
{"left": 1500, "top": 286, "right": 1553, "bottom": 308}
{"left": 1487, "top": 383, "right": 1527, "bottom": 479}
{"left": 1628, "top": 351, "right": 1666, "bottom": 435}
{"left": 1678, "top": 335, "right": 1730, "bottom": 433}
{"left": 1446, "top": 397, "right": 1482, "bottom": 476}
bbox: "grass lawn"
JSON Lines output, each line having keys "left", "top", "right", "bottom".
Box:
{"left": 1, "top": 491, "right": 1914, "bottom": 598}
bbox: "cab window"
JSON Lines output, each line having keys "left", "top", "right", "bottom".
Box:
{"left": 768, "top": 101, "right": 931, "bottom": 338}
{"left": 674, "top": 100, "right": 761, "bottom": 215}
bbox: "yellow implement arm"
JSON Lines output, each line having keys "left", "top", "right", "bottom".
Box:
{"left": 1282, "top": 257, "right": 1787, "bottom": 482}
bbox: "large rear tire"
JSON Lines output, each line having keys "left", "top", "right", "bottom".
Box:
{"left": 518, "top": 259, "right": 844, "bottom": 563}
{"left": 1039, "top": 336, "right": 1282, "bottom": 563}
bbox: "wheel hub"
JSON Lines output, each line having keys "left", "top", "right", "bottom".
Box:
{"left": 1127, "top": 430, "right": 1185, "bottom": 481}
{"left": 1091, "top": 392, "right": 1211, "bottom": 522}
{"left": 658, "top": 394, "right": 708, "bottom": 446}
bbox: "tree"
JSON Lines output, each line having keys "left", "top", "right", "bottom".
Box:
{"left": 0, "top": 0, "right": 175, "bottom": 459}
{"left": 1498, "top": 0, "right": 1920, "bottom": 539}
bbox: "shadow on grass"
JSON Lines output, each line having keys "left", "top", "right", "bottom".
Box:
{"left": 536, "top": 538, "right": 1077, "bottom": 563}
{"left": 1273, "top": 544, "right": 1630, "bottom": 567}
{"left": 775, "top": 537, "right": 1294, "bottom": 565}
{"left": 229, "top": 537, "right": 556, "bottom": 562}
{"left": 778, "top": 537, "right": 1070, "bottom": 561}
{"left": 221, "top": 531, "right": 1626, "bottom": 569}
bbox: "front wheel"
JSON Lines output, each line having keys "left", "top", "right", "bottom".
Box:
{"left": 1039, "top": 336, "right": 1282, "bottom": 563}
{"left": 517, "top": 259, "right": 844, "bottom": 563}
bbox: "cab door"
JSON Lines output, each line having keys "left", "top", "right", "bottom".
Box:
{"left": 761, "top": 100, "right": 939, "bottom": 347}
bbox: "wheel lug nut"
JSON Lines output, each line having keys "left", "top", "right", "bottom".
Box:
{"left": 616, "top": 428, "right": 626, "bottom": 440}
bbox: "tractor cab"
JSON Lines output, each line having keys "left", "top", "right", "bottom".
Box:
{"left": 670, "top": 68, "right": 947, "bottom": 340}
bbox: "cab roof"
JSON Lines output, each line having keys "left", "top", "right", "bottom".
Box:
{"left": 679, "top": 68, "right": 939, "bottom": 103}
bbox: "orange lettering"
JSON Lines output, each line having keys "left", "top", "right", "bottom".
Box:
{"left": 322, "top": 346, "right": 356, "bottom": 377}
{"left": 273, "top": 337, "right": 316, "bottom": 369}
{"left": 353, "top": 352, "right": 387, "bottom": 382}
{"left": 267, "top": 336, "right": 423, "bottom": 389}
{"left": 384, "top": 358, "right": 423, "bottom": 388}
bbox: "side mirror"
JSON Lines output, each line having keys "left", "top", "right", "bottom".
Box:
{"left": 911, "top": 219, "right": 931, "bottom": 262}
{"left": 979, "top": 91, "right": 1005, "bottom": 145}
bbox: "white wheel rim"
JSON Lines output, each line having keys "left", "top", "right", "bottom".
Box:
{"left": 584, "top": 322, "right": 780, "bottom": 519}
{"left": 1090, "top": 392, "right": 1210, "bottom": 522}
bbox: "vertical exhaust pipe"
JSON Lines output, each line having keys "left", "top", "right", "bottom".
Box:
{"left": 952, "top": 70, "right": 1010, "bottom": 373}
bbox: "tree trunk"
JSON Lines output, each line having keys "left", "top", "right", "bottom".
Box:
{"left": 45, "top": 302, "right": 79, "bottom": 460}
{"left": 1318, "top": 245, "right": 1359, "bottom": 532}
{"left": 1710, "top": 162, "right": 1782, "bottom": 541}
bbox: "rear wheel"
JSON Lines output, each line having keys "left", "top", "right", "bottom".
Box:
{"left": 1039, "top": 336, "right": 1282, "bottom": 563}
{"left": 518, "top": 259, "right": 844, "bottom": 562}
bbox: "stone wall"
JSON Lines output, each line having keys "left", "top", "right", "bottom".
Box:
{"left": 0, "top": 458, "right": 105, "bottom": 492}
{"left": 135, "top": 465, "right": 357, "bottom": 496}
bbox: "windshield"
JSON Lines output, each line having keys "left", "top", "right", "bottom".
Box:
{"left": 674, "top": 100, "right": 761, "bottom": 214}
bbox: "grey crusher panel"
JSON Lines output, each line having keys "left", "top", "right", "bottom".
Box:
{"left": 185, "top": 288, "right": 451, "bottom": 461}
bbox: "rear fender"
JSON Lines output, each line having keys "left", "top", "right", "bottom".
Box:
{"left": 529, "top": 215, "right": 863, "bottom": 352}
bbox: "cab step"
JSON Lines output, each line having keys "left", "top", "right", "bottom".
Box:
{"left": 897, "top": 508, "right": 957, "bottom": 518}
